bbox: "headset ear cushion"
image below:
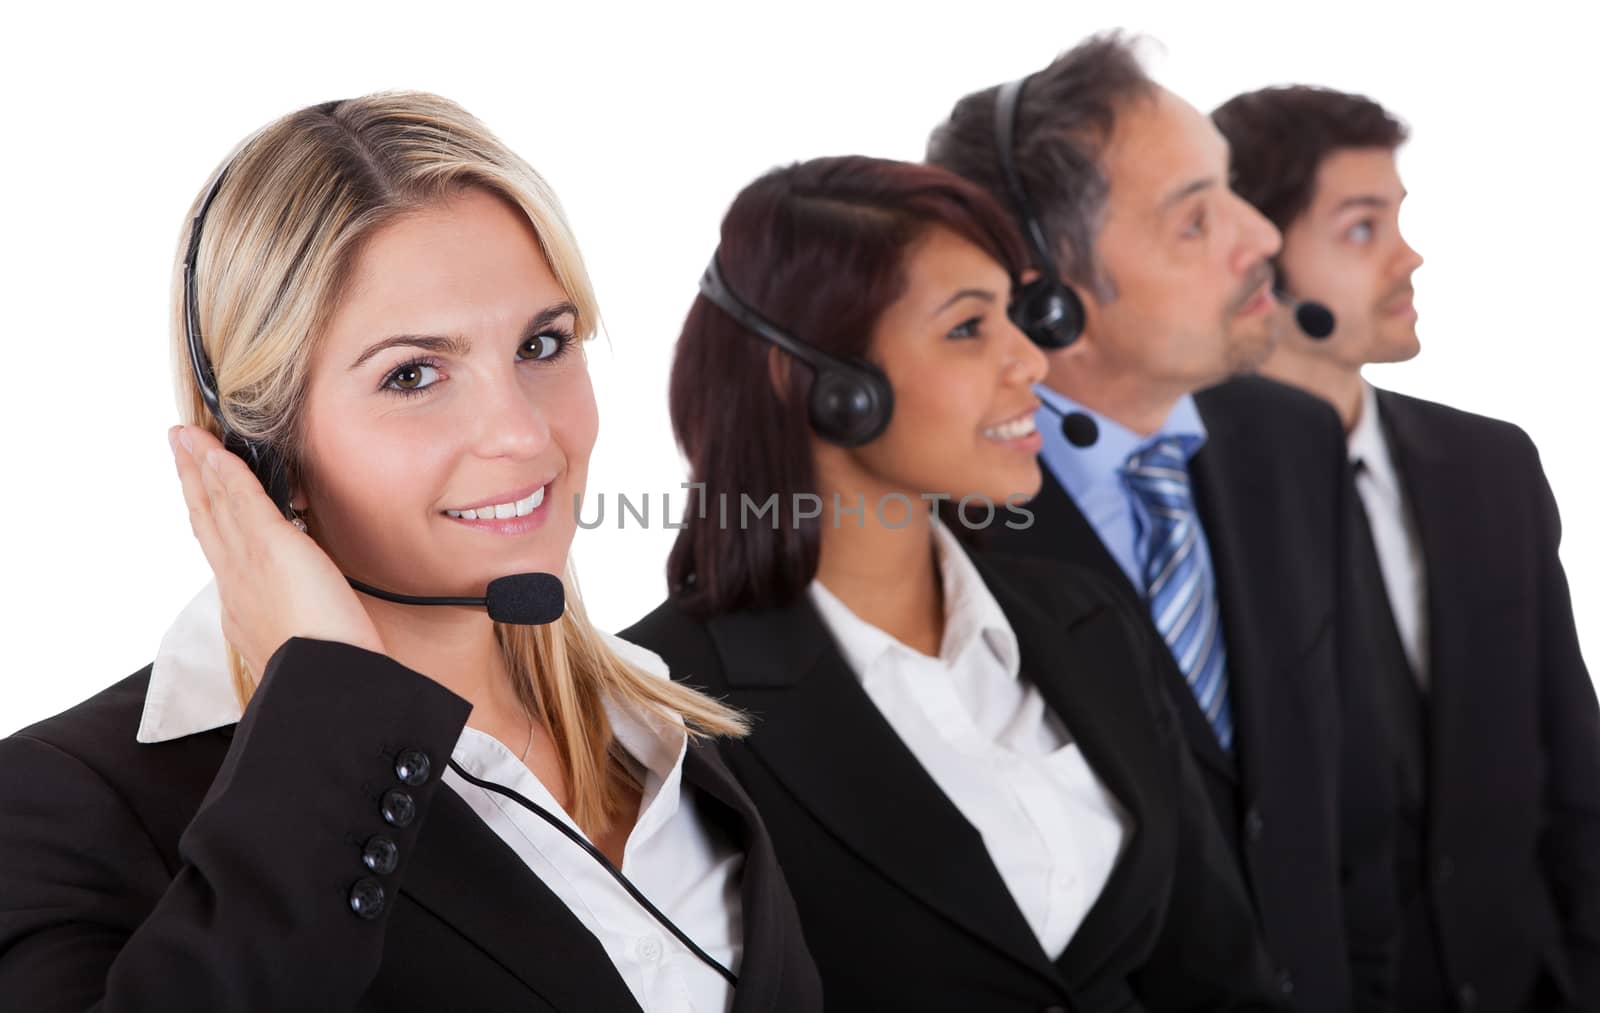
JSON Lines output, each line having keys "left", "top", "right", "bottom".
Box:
{"left": 225, "top": 432, "right": 294, "bottom": 518}
{"left": 808, "top": 362, "right": 894, "bottom": 448}
{"left": 1010, "top": 277, "right": 1086, "bottom": 350}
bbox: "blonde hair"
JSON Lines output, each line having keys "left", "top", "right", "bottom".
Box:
{"left": 171, "top": 91, "right": 746, "bottom": 835}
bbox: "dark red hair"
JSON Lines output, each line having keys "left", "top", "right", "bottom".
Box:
{"left": 665, "top": 155, "right": 1029, "bottom": 618}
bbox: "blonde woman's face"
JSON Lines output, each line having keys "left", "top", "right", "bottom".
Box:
{"left": 298, "top": 187, "right": 598, "bottom": 598}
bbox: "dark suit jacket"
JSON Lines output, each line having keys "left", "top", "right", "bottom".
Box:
{"left": 1370, "top": 388, "right": 1600, "bottom": 1012}
{"left": 623, "top": 550, "right": 1287, "bottom": 1013}
{"left": 987, "top": 376, "right": 1398, "bottom": 1012}
{"left": 0, "top": 638, "right": 822, "bottom": 1012}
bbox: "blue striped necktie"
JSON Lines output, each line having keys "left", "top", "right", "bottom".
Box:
{"left": 1122, "top": 438, "right": 1234, "bottom": 749}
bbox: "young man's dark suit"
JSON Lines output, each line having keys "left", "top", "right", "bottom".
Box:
{"left": 1351, "top": 387, "right": 1600, "bottom": 1012}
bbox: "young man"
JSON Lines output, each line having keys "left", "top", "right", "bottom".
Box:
{"left": 928, "top": 34, "right": 1397, "bottom": 1012}
{"left": 1215, "top": 84, "right": 1600, "bottom": 1013}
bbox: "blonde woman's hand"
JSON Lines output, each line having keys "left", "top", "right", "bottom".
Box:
{"left": 170, "top": 424, "right": 385, "bottom": 675}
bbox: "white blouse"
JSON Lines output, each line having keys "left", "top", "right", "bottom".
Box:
{"left": 807, "top": 520, "right": 1132, "bottom": 958}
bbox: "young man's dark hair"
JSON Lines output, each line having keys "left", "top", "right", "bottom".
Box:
{"left": 1213, "top": 86, "right": 1407, "bottom": 236}
{"left": 1215, "top": 85, "right": 1600, "bottom": 1013}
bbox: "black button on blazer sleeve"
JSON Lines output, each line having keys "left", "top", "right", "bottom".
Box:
{"left": 0, "top": 637, "right": 472, "bottom": 1012}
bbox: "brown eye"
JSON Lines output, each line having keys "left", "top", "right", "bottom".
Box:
{"left": 518, "top": 332, "right": 570, "bottom": 361}
{"left": 382, "top": 362, "right": 439, "bottom": 394}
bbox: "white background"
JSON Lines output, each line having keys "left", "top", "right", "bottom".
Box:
{"left": 2, "top": 0, "right": 1594, "bottom": 733}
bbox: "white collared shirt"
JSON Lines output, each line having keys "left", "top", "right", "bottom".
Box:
{"left": 139, "top": 583, "right": 742, "bottom": 1013}
{"left": 807, "top": 521, "right": 1132, "bottom": 959}
{"left": 1349, "top": 381, "right": 1431, "bottom": 689}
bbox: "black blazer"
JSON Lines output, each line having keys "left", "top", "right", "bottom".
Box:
{"left": 623, "top": 550, "right": 1286, "bottom": 1012}
{"left": 987, "top": 376, "right": 1397, "bottom": 1012}
{"left": 1370, "top": 388, "right": 1600, "bottom": 1012}
{"left": 0, "top": 638, "right": 822, "bottom": 1012}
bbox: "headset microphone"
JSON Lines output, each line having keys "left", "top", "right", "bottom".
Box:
{"left": 1268, "top": 267, "right": 1336, "bottom": 339}
{"left": 1035, "top": 397, "right": 1100, "bottom": 448}
{"left": 183, "top": 161, "right": 565, "bottom": 627}
{"left": 347, "top": 573, "right": 565, "bottom": 625}
{"left": 1274, "top": 290, "right": 1337, "bottom": 340}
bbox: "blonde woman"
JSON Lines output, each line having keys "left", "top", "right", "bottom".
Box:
{"left": 0, "top": 93, "right": 820, "bottom": 1012}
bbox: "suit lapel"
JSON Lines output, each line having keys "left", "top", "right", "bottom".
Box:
{"left": 979, "top": 560, "right": 1169, "bottom": 986}
{"left": 1002, "top": 464, "right": 1135, "bottom": 598}
{"left": 1373, "top": 389, "right": 1456, "bottom": 639}
{"left": 402, "top": 736, "right": 797, "bottom": 1013}
{"left": 1003, "top": 460, "right": 1239, "bottom": 785}
{"left": 680, "top": 744, "right": 792, "bottom": 1013}
{"left": 704, "top": 599, "right": 1064, "bottom": 993}
{"left": 400, "top": 788, "right": 644, "bottom": 1013}
{"left": 1372, "top": 390, "right": 1471, "bottom": 818}
{"left": 1188, "top": 396, "right": 1330, "bottom": 799}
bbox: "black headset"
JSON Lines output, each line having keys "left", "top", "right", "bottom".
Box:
{"left": 182, "top": 162, "right": 295, "bottom": 517}
{"left": 698, "top": 254, "right": 895, "bottom": 448}
{"left": 993, "top": 74, "right": 1086, "bottom": 351}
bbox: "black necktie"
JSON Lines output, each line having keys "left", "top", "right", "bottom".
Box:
{"left": 1350, "top": 458, "right": 1429, "bottom": 893}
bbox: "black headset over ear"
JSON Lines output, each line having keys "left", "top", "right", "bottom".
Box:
{"left": 698, "top": 254, "right": 895, "bottom": 448}
{"left": 994, "top": 74, "right": 1086, "bottom": 351}
{"left": 182, "top": 163, "right": 295, "bottom": 517}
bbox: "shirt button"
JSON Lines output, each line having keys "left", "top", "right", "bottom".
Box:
{"left": 1277, "top": 968, "right": 1295, "bottom": 995}
{"left": 381, "top": 788, "right": 417, "bottom": 828}
{"left": 1456, "top": 983, "right": 1477, "bottom": 1010}
{"left": 635, "top": 935, "right": 664, "bottom": 963}
{"left": 361, "top": 834, "right": 399, "bottom": 875}
{"left": 348, "top": 877, "right": 386, "bottom": 919}
{"left": 394, "top": 748, "right": 432, "bottom": 786}
{"left": 1244, "top": 807, "right": 1265, "bottom": 844}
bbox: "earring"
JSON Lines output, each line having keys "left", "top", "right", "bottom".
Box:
{"left": 289, "top": 505, "right": 309, "bottom": 534}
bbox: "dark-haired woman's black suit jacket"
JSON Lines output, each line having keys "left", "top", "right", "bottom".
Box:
{"left": 622, "top": 552, "right": 1286, "bottom": 1012}
{"left": 0, "top": 638, "right": 822, "bottom": 1012}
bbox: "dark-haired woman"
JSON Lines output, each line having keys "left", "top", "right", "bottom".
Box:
{"left": 622, "top": 156, "right": 1285, "bottom": 1012}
